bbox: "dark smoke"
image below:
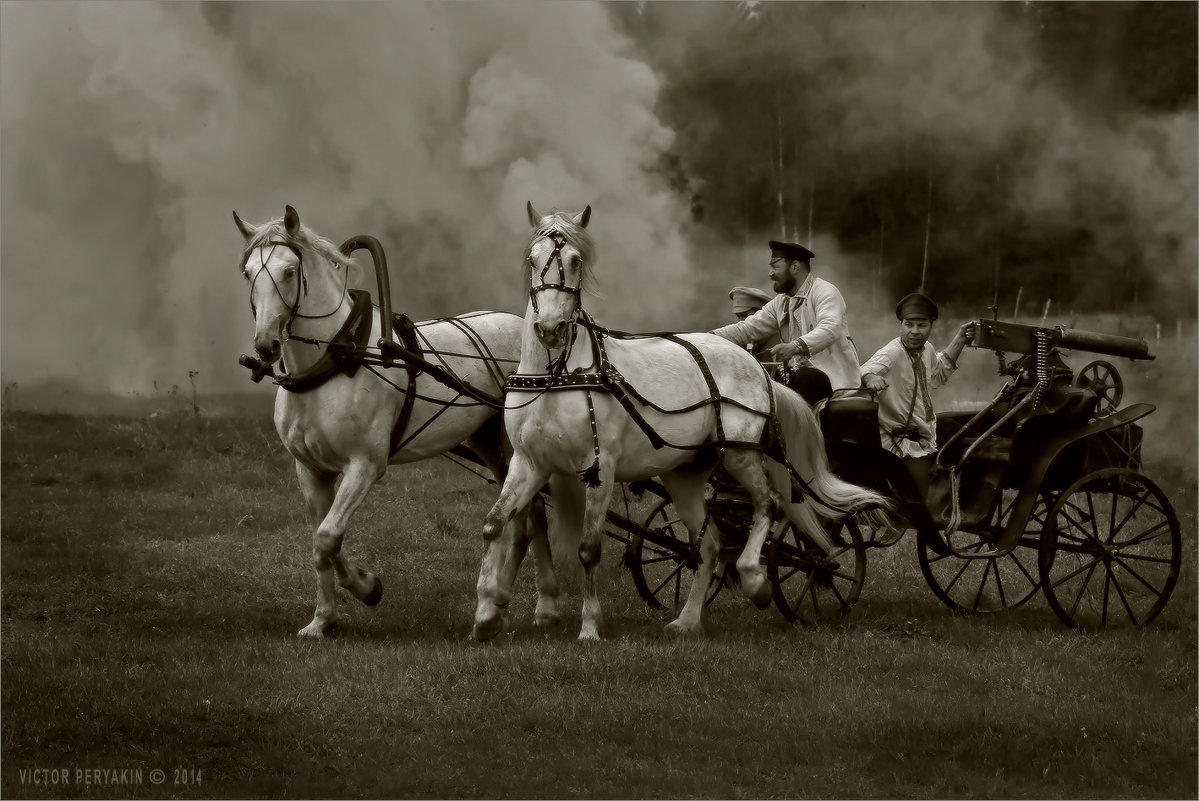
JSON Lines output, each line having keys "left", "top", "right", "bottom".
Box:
{"left": 1, "top": 1, "right": 1194, "bottom": 410}
{"left": 612, "top": 1, "right": 1197, "bottom": 327}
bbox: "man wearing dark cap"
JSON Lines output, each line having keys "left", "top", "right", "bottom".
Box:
{"left": 860, "top": 291, "right": 975, "bottom": 498}
{"left": 712, "top": 241, "right": 859, "bottom": 405}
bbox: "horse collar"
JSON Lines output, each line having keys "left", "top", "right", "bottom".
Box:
{"left": 273, "top": 289, "right": 374, "bottom": 393}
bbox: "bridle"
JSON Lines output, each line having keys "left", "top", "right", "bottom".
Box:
{"left": 527, "top": 229, "right": 582, "bottom": 316}
{"left": 244, "top": 239, "right": 347, "bottom": 339}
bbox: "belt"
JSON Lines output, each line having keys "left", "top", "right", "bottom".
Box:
{"left": 890, "top": 427, "right": 926, "bottom": 444}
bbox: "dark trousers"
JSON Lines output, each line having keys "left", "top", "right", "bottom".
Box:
{"left": 785, "top": 366, "right": 833, "bottom": 406}
{"left": 903, "top": 453, "right": 935, "bottom": 500}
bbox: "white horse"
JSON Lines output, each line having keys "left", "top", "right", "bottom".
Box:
{"left": 472, "top": 203, "right": 892, "bottom": 641}
{"left": 234, "top": 205, "right": 565, "bottom": 636}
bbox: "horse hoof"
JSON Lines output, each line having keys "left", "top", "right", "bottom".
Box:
{"left": 363, "top": 576, "right": 384, "bottom": 607}
{"left": 664, "top": 620, "right": 701, "bottom": 637}
{"left": 298, "top": 620, "right": 337, "bottom": 638}
{"left": 472, "top": 614, "right": 504, "bottom": 643}
{"left": 739, "top": 572, "right": 771, "bottom": 608}
{"left": 750, "top": 592, "right": 772, "bottom": 611}
{"left": 533, "top": 612, "right": 562, "bottom": 628}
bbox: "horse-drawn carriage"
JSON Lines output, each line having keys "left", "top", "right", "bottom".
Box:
{"left": 235, "top": 204, "right": 1180, "bottom": 639}
{"left": 604, "top": 318, "right": 1181, "bottom": 633}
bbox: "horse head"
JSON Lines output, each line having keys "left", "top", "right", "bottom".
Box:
{"left": 524, "top": 201, "right": 593, "bottom": 349}
{"left": 233, "top": 205, "right": 350, "bottom": 366}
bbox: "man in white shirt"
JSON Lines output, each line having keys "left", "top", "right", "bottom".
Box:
{"left": 712, "top": 241, "right": 860, "bottom": 405}
{"left": 860, "top": 291, "right": 975, "bottom": 497}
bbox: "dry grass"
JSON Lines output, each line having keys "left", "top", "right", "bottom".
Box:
{"left": 1, "top": 405, "right": 1195, "bottom": 799}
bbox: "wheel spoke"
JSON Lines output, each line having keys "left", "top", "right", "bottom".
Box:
{"left": 771, "top": 521, "right": 864, "bottom": 624}
{"left": 1049, "top": 553, "right": 1104, "bottom": 588}
{"left": 1101, "top": 567, "right": 1112, "bottom": 628}
{"left": 791, "top": 573, "right": 818, "bottom": 609}
{"left": 973, "top": 560, "right": 995, "bottom": 608}
{"left": 1109, "top": 554, "right": 1168, "bottom": 597}
{"left": 1042, "top": 469, "right": 1180, "bottom": 630}
{"left": 1065, "top": 561, "right": 1101, "bottom": 619}
{"left": 942, "top": 558, "right": 973, "bottom": 595}
{"left": 826, "top": 565, "right": 859, "bottom": 583}
{"left": 825, "top": 579, "right": 847, "bottom": 609}
{"left": 1009, "top": 552, "right": 1038, "bottom": 586}
{"left": 648, "top": 561, "right": 685, "bottom": 599}
{"left": 1115, "top": 518, "right": 1172, "bottom": 550}
{"left": 1107, "top": 564, "right": 1140, "bottom": 627}
{"left": 1108, "top": 488, "right": 1150, "bottom": 538}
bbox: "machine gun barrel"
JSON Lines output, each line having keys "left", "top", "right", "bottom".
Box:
{"left": 1054, "top": 327, "right": 1154, "bottom": 361}
{"left": 971, "top": 319, "right": 1155, "bottom": 361}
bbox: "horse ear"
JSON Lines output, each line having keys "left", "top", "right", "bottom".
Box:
{"left": 232, "top": 210, "right": 255, "bottom": 239}
{"left": 527, "top": 201, "right": 541, "bottom": 228}
{"left": 573, "top": 205, "right": 592, "bottom": 228}
{"left": 284, "top": 205, "right": 300, "bottom": 237}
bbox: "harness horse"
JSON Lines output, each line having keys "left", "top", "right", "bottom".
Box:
{"left": 472, "top": 203, "right": 892, "bottom": 641}
{"left": 234, "top": 205, "right": 567, "bottom": 636}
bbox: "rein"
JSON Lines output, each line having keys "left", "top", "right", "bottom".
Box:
{"left": 244, "top": 239, "right": 349, "bottom": 330}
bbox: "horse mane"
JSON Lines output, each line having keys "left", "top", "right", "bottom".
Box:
{"left": 523, "top": 209, "right": 597, "bottom": 291}
{"left": 244, "top": 218, "right": 355, "bottom": 271}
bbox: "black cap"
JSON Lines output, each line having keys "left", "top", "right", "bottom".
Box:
{"left": 895, "top": 291, "right": 939, "bottom": 321}
{"left": 768, "top": 240, "right": 815, "bottom": 263}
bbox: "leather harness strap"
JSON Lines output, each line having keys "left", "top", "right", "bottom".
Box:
{"left": 504, "top": 316, "right": 768, "bottom": 453}
{"left": 387, "top": 313, "right": 422, "bottom": 456}
{"left": 274, "top": 289, "right": 374, "bottom": 393}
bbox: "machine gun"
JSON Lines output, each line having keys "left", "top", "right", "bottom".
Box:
{"left": 971, "top": 319, "right": 1154, "bottom": 415}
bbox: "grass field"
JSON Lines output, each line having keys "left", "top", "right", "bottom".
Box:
{"left": 2, "top": 402, "right": 1196, "bottom": 799}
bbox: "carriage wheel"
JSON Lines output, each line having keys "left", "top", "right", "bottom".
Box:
{"left": 767, "top": 517, "right": 866, "bottom": 625}
{"left": 628, "top": 498, "right": 724, "bottom": 610}
{"left": 917, "top": 490, "right": 1048, "bottom": 615}
{"left": 1074, "top": 360, "right": 1123, "bottom": 415}
{"left": 1039, "top": 469, "right": 1180, "bottom": 632}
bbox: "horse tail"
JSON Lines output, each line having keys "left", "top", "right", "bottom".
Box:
{"left": 767, "top": 383, "right": 893, "bottom": 531}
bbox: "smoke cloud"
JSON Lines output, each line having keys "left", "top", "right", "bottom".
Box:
{"left": 611, "top": 1, "right": 1197, "bottom": 328}
{"left": 1, "top": 1, "right": 1194, "bottom": 410}
{"left": 1, "top": 1, "right": 691, "bottom": 397}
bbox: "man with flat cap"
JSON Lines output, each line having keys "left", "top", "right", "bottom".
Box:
{"left": 860, "top": 291, "right": 975, "bottom": 499}
{"left": 712, "top": 240, "right": 859, "bottom": 405}
{"left": 728, "top": 286, "right": 781, "bottom": 362}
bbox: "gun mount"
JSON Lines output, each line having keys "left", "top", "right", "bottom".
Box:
{"left": 968, "top": 318, "right": 1154, "bottom": 418}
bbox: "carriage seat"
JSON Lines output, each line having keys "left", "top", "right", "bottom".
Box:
{"left": 954, "top": 435, "right": 1012, "bottom": 463}
{"left": 819, "top": 390, "right": 882, "bottom": 450}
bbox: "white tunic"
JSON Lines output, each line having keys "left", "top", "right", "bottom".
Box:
{"left": 860, "top": 337, "right": 958, "bottom": 457}
{"left": 711, "top": 273, "right": 861, "bottom": 391}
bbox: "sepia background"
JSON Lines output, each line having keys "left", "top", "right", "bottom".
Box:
{"left": 2, "top": 1, "right": 1194, "bottom": 399}
{"left": 2, "top": 3, "right": 1195, "bottom": 799}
